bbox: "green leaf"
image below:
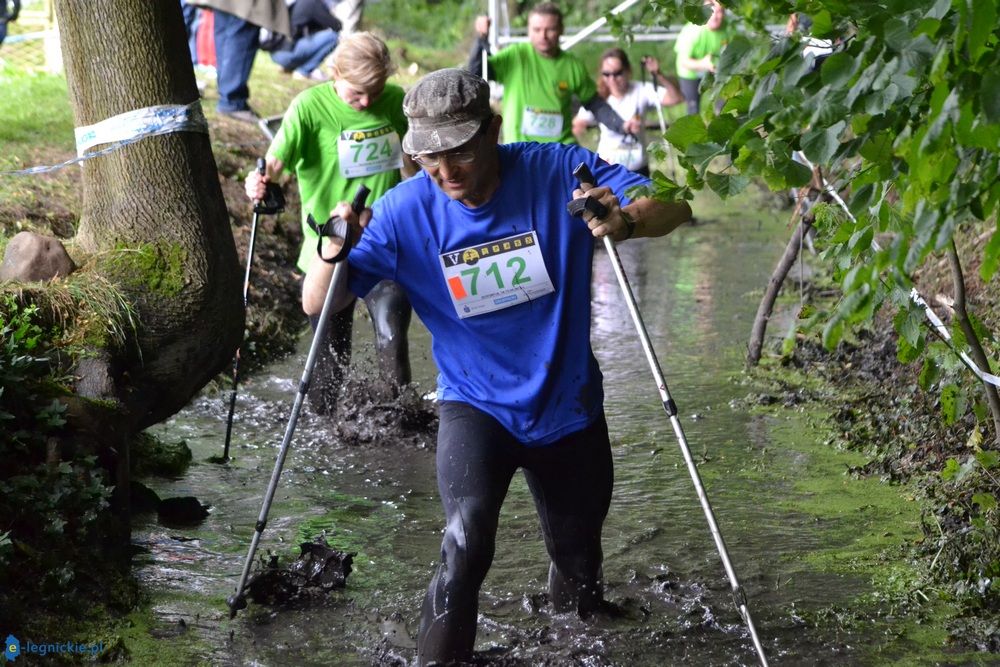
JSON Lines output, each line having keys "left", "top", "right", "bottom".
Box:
{"left": 821, "top": 316, "right": 844, "bottom": 351}
{"left": 894, "top": 306, "right": 923, "bottom": 348}
{"left": 926, "top": 0, "right": 951, "bottom": 20}
{"left": 975, "top": 450, "right": 999, "bottom": 470}
{"left": 685, "top": 142, "right": 727, "bottom": 171}
{"left": 820, "top": 51, "right": 860, "bottom": 89}
{"left": 717, "top": 34, "right": 754, "bottom": 75}
{"left": 706, "top": 114, "right": 740, "bottom": 145}
{"left": 971, "top": 493, "right": 997, "bottom": 513}
{"left": 764, "top": 148, "right": 811, "bottom": 189}
{"left": 968, "top": 0, "right": 997, "bottom": 63}
{"left": 981, "top": 70, "right": 1000, "bottom": 125}
{"left": 801, "top": 120, "right": 846, "bottom": 165}
{"left": 705, "top": 171, "right": 750, "bottom": 199}
{"left": 918, "top": 356, "right": 941, "bottom": 390}
{"left": 883, "top": 18, "right": 913, "bottom": 53}
{"left": 980, "top": 228, "right": 1000, "bottom": 282}
{"left": 810, "top": 10, "right": 835, "bottom": 40}
{"left": 940, "top": 383, "right": 964, "bottom": 425}
{"left": 941, "top": 457, "right": 960, "bottom": 480}
{"left": 664, "top": 114, "right": 708, "bottom": 151}
{"left": 859, "top": 132, "right": 894, "bottom": 164}
{"left": 896, "top": 333, "right": 922, "bottom": 363}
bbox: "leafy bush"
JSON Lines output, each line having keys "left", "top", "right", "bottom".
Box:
{"left": 0, "top": 294, "right": 117, "bottom": 628}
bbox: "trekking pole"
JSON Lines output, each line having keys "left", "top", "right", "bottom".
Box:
{"left": 220, "top": 158, "right": 285, "bottom": 463}
{"left": 569, "top": 163, "right": 769, "bottom": 667}
{"left": 642, "top": 57, "right": 674, "bottom": 179}
{"left": 227, "top": 184, "right": 370, "bottom": 618}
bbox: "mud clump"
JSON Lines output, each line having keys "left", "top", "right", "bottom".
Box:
{"left": 246, "top": 537, "right": 356, "bottom": 607}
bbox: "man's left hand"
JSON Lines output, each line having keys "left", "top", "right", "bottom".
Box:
{"left": 570, "top": 186, "right": 633, "bottom": 242}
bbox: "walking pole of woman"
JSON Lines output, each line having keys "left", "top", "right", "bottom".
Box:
{"left": 220, "top": 158, "right": 284, "bottom": 462}
{"left": 570, "top": 163, "right": 769, "bottom": 667}
{"left": 227, "top": 185, "right": 369, "bottom": 618}
{"left": 640, "top": 57, "right": 674, "bottom": 179}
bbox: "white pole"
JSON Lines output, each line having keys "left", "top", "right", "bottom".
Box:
{"left": 561, "top": 0, "right": 643, "bottom": 51}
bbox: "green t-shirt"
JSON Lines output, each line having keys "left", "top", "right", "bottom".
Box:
{"left": 674, "top": 23, "right": 735, "bottom": 80}
{"left": 488, "top": 42, "right": 596, "bottom": 144}
{"left": 269, "top": 82, "right": 408, "bottom": 272}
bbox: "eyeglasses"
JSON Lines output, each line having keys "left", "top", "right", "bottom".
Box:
{"left": 411, "top": 122, "right": 489, "bottom": 168}
{"left": 601, "top": 70, "right": 626, "bottom": 78}
{"left": 411, "top": 150, "right": 477, "bottom": 168}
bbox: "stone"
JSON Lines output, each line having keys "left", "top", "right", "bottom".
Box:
{"left": 0, "top": 231, "right": 76, "bottom": 282}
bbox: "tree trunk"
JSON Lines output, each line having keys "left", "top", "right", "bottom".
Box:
{"left": 947, "top": 240, "right": 1000, "bottom": 445}
{"left": 746, "top": 218, "right": 812, "bottom": 366}
{"left": 55, "top": 0, "right": 243, "bottom": 430}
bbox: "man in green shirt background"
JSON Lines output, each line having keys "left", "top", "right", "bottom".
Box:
{"left": 468, "top": 2, "right": 632, "bottom": 144}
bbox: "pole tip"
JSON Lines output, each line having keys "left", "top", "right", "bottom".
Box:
{"left": 226, "top": 592, "right": 247, "bottom": 618}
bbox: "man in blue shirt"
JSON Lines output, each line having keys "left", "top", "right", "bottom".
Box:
{"left": 308, "top": 68, "right": 691, "bottom": 665}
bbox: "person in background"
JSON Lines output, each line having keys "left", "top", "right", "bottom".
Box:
{"left": 333, "top": 0, "right": 363, "bottom": 36}
{"left": 674, "top": 0, "right": 733, "bottom": 115}
{"left": 572, "top": 48, "right": 681, "bottom": 175}
{"left": 0, "top": 0, "right": 21, "bottom": 48}
{"left": 467, "top": 2, "right": 628, "bottom": 144}
{"left": 308, "top": 67, "right": 692, "bottom": 665}
{"left": 197, "top": 0, "right": 292, "bottom": 123}
{"left": 266, "top": 0, "right": 342, "bottom": 82}
{"left": 244, "top": 32, "right": 416, "bottom": 413}
{"left": 180, "top": 0, "right": 200, "bottom": 65}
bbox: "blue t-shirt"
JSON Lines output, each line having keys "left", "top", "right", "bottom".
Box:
{"left": 347, "top": 142, "right": 648, "bottom": 445}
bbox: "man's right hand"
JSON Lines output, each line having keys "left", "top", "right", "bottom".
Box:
{"left": 474, "top": 15, "right": 490, "bottom": 37}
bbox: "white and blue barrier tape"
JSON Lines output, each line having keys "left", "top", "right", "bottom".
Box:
{"left": 2, "top": 101, "right": 207, "bottom": 176}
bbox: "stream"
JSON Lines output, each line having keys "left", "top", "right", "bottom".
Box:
{"left": 136, "top": 191, "right": 922, "bottom": 666}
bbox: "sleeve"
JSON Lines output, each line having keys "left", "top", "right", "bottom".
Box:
{"left": 268, "top": 95, "right": 306, "bottom": 169}
{"left": 573, "top": 58, "right": 597, "bottom": 103}
{"left": 467, "top": 35, "right": 494, "bottom": 79}
{"left": 346, "top": 196, "right": 401, "bottom": 298}
{"left": 486, "top": 42, "right": 515, "bottom": 84}
{"left": 389, "top": 86, "right": 409, "bottom": 137}
{"left": 583, "top": 95, "right": 625, "bottom": 134}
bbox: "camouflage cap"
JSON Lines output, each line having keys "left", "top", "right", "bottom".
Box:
{"left": 402, "top": 68, "right": 492, "bottom": 156}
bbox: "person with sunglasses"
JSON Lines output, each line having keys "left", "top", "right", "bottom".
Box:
{"left": 467, "top": 2, "right": 629, "bottom": 145}
{"left": 307, "top": 68, "right": 692, "bottom": 665}
{"left": 572, "top": 48, "right": 681, "bottom": 175}
{"left": 244, "top": 32, "right": 417, "bottom": 414}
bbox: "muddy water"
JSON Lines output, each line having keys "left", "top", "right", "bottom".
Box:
{"left": 137, "top": 192, "right": 915, "bottom": 665}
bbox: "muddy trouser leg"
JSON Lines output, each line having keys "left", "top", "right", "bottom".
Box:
{"left": 418, "top": 401, "right": 518, "bottom": 666}
{"left": 306, "top": 302, "right": 354, "bottom": 415}
{"left": 523, "top": 414, "right": 614, "bottom": 614}
{"left": 362, "top": 279, "right": 412, "bottom": 395}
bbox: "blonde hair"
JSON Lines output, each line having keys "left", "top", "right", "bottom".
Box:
{"left": 331, "top": 32, "right": 396, "bottom": 90}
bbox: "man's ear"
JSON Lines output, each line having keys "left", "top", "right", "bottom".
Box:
{"left": 488, "top": 115, "right": 503, "bottom": 142}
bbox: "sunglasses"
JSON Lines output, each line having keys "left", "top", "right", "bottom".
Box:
{"left": 601, "top": 70, "right": 626, "bottom": 78}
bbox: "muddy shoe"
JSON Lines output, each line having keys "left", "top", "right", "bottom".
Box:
{"left": 219, "top": 108, "right": 260, "bottom": 124}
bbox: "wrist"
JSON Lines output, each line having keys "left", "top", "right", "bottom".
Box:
{"left": 621, "top": 209, "right": 636, "bottom": 240}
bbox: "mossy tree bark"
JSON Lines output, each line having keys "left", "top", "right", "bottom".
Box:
{"left": 55, "top": 0, "right": 243, "bottom": 430}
